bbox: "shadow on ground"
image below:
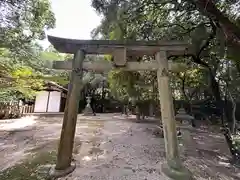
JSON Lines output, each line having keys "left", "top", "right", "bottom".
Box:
{"left": 0, "top": 114, "right": 240, "bottom": 180}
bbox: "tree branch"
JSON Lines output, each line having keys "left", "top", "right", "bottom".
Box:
{"left": 188, "top": 0, "right": 240, "bottom": 46}
{"left": 196, "top": 20, "right": 217, "bottom": 58}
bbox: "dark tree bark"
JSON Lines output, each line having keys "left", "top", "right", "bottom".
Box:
{"left": 190, "top": 0, "right": 240, "bottom": 47}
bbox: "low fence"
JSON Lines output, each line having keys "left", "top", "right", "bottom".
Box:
{"left": 0, "top": 101, "right": 34, "bottom": 119}
{"left": 19, "top": 105, "right": 34, "bottom": 114}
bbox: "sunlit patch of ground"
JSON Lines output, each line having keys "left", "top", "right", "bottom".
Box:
{"left": 0, "top": 116, "right": 37, "bottom": 131}
{"left": 0, "top": 114, "right": 240, "bottom": 180}
{"left": 0, "top": 151, "right": 56, "bottom": 180}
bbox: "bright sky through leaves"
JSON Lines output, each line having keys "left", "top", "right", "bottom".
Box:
{"left": 40, "top": 0, "right": 101, "bottom": 48}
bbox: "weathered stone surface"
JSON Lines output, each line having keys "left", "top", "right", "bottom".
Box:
{"left": 55, "top": 50, "right": 85, "bottom": 171}
{"left": 47, "top": 35, "right": 189, "bottom": 55}
{"left": 49, "top": 162, "right": 76, "bottom": 178}
{"left": 156, "top": 51, "right": 191, "bottom": 179}
{"left": 83, "top": 97, "right": 95, "bottom": 116}
{"left": 161, "top": 162, "right": 192, "bottom": 180}
{"left": 83, "top": 105, "right": 94, "bottom": 116}
{"left": 52, "top": 60, "right": 187, "bottom": 72}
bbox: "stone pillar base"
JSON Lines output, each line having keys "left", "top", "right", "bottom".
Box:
{"left": 49, "top": 162, "right": 76, "bottom": 178}
{"left": 161, "top": 162, "right": 192, "bottom": 180}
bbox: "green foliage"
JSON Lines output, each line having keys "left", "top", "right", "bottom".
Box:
{"left": 91, "top": 0, "right": 240, "bottom": 104}
{"left": 0, "top": 0, "right": 59, "bottom": 101}
{"left": 0, "top": 0, "right": 55, "bottom": 51}
{"left": 232, "top": 135, "right": 240, "bottom": 152}
{"left": 108, "top": 70, "right": 132, "bottom": 101}
{"left": 0, "top": 44, "right": 71, "bottom": 101}
{"left": 0, "top": 151, "right": 56, "bottom": 180}
{"left": 12, "top": 66, "right": 44, "bottom": 98}
{"left": 173, "top": 66, "right": 207, "bottom": 100}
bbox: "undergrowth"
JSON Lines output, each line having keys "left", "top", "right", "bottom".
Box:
{"left": 0, "top": 151, "right": 56, "bottom": 180}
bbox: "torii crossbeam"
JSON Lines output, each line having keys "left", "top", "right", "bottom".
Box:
{"left": 47, "top": 35, "right": 191, "bottom": 180}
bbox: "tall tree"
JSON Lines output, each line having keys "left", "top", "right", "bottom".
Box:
{"left": 0, "top": 0, "right": 56, "bottom": 101}
{"left": 0, "top": 0, "right": 55, "bottom": 51}
{"left": 90, "top": 0, "right": 240, "bottom": 124}
{"left": 189, "top": 0, "right": 240, "bottom": 45}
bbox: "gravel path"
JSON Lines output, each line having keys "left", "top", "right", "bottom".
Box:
{"left": 0, "top": 114, "right": 240, "bottom": 180}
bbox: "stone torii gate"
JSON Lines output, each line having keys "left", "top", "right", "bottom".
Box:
{"left": 47, "top": 35, "right": 191, "bottom": 179}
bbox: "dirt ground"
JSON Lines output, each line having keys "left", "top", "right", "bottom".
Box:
{"left": 0, "top": 113, "right": 240, "bottom": 180}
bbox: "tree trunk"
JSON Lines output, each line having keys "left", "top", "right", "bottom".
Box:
{"left": 180, "top": 73, "right": 189, "bottom": 101}
{"left": 192, "top": 56, "right": 225, "bottom": 123}
{"left": 124, "top": 105, "right": 129, "bottom": 116}
{"left": 208, "top": 70, "right": 221, "bottom": 101}
{"left": 136, "top": 105, "right": 140, "bottom": 121}
{"left": 101, "top": 84, "right": 105, "bottom": 113}
{"left": 192, "top": 0, "right": 240, "bottom": 47}
{"left": 149, "top": 103, "right": 154, "bottom": 117}
{"left": 228, "top": 90, "right": 237, "bottom": 134}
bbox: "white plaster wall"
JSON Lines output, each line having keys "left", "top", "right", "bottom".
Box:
{"left": 47, "top": 91, "right": 61, "bottom": 112}
{"left": 34, "top": 91, "right": 49, "bottom": 112}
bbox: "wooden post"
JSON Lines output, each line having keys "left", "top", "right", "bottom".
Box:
{"left": 54, "top": 50, "right": 85, "bottom": 173}
{"left": 156, "top": 51, "right": 191, "bottom": 179}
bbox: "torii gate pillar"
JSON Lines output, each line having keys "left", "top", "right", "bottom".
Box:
{"left": 156, "top": 51, "right": 191, "bottom": 179}
{"left": 51, "top": 50, "right": 85, "bottom": 177}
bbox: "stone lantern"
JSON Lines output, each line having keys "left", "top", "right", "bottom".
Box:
{"left": 83, "top": 96, "right": 94, "bottom": 116}
{"left": 175, "top": 108, "right": 194, "bottom": 126}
